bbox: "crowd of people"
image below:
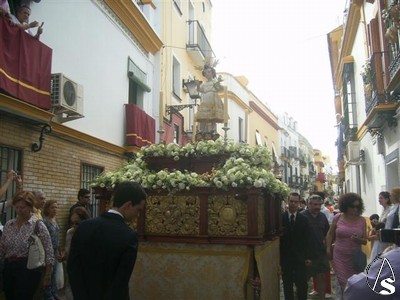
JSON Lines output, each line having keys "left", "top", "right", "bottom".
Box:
{"left": 280, "top": 189, "right": 400, "bottom": 300}
{"left": 0, "top": 170, "right": 147, "bottom": 300}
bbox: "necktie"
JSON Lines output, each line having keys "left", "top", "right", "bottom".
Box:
{"left": 290, "top": 214, "right": 295, "bottom": 228}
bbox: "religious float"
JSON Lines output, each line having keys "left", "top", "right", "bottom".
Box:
{"left": 92, "top": 139, "right": 289, "bottom": 300}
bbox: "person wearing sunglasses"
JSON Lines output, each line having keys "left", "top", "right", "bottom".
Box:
{"left": 326, "top": 193, "right": 367, "bottom": 299}
{"left": 68, "top": 188, "right": 92, "bottom": 223}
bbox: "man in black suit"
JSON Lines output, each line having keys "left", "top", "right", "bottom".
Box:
{"left": 280, "top": 192, "right": 312, "bottom": 300}
{"left": 68, "top": 181, "right": 147, "bottom": 300}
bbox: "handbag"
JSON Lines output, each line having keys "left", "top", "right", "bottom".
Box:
{"left": 352, "top": 249, "right": 367, "bottom": 273}
{"left": 27, "top": 220, "right": 45, "bottom": 270}
{"left": 56, "top": 261, "right": 64, "bottom": 290}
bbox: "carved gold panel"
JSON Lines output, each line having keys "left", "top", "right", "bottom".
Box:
{"left": 145, "top": 194, "right": 200, "bottom": 235}
{"left": 208, "top": 194, "right": 248, "bottom": 236}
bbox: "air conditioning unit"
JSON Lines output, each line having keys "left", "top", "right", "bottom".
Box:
{"left": 51, "top": 73, "right": 84, "bottom": 116}
{"left": 347, "top": 141, "right": 360, "bottom": 161}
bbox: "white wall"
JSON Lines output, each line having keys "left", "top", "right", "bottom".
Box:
{"left": 30, "top": 0, "right": 159, "bottom": 146}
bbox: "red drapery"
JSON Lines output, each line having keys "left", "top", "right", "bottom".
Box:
{"left": 0, "top": 17, "right": 52, "bottom": 110}
{"left": 125, "top": 104, "right": 155, "bottom": 147}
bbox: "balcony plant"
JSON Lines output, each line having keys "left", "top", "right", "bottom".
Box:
{"left": 91, "top": 140, "right": 289, "bottom": 196}
{"left": 360, "top": 61, "right": 373, "bottom": 99}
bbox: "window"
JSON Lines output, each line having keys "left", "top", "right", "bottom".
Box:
{"left": 81, "top": 163, "right": 104, "bottom": 217}
{"left": 238, "top": 117, "right": 244, "bottom": 142}
{"left": 173, "top": 0, "right": 182, "bottom": 15}
{"left": 264, "top": 136, "right": 269, "bottom": 147}
{"left": 0, "top": 145, "right": 22, "bottom": 223}
{"left": 173, "top": 124, "right": 180, "bottom": 144}
{"left": 342, "top": 63, "right": 357, "bottom": 141}
{"left": 172, "top": 56, "right": 181, "bottom": 99}
{"left": 128, "top": 58, "right": 150, "bottom": 107}
{"left": 255, "top": 130, "right": 262, "bottom": 145}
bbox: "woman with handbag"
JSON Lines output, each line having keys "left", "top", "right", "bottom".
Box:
{"left": 0, "top": 191, "right": 55, "bottom": 299}
{"left": 326, "top": 193, "right": 367, "bottom": 299}
{"left": 42, "top": 200, "right": 62, "bottom": 300}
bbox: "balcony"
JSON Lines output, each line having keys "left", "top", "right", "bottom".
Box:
{"left": 0, "top": 17, "right": 52, "bottom": 111}
{"left": 309, "top": 162, "right": 316, "bottom": 174}
{"left": 316, "top": 172, "right": 326, "bottom": 182}
{"left": 186, "top": 20, "right": 215, "bottom": 67}
{"left": 125, "top": 104, "right": 155, "bottom": 148}
{"left": 364, "top": 53, "right": 399, "bottom": 121}
{"left": 280, "top": 146, "right": 289, "bottom": 160}
{"left": 289, "top": 146, "right": 298, "bottom": 160}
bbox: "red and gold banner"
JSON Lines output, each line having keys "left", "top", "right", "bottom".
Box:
{"left": 125, "top": 103, "right": 155, "bottom": 147}
{"left": 0, "top": 17, "right": 52, "bottom": 110}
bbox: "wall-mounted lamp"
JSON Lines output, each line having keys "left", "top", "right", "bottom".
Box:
{"left": 166, "top": 79, "right": 202, "bottom": 115}
{"left": 183, "top": 78, "right": 201, "bottom": 99}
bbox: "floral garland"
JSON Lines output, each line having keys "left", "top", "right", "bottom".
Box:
{"left": 92, "top": 140, "right": 289, "bottom": 196}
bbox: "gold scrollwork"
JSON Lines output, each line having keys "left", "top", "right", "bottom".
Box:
{"left": 145, "top": 194, "right": 200, "bottom": 235}
{"left": 208, "top": 194, "right": 248, "bottom": 236}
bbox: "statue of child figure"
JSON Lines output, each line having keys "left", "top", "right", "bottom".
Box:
{"left": 195, "top": 64, "right": 224, "bottom": 140}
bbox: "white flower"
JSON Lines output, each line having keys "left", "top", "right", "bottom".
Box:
{"left": 91, "top": 139, "right": 289, "bottom": 197}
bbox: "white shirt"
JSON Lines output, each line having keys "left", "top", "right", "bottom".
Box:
{"left": 321, "top": 205, "right": 334, "bottom": 224}
{"left": 288, "top": 211, "right": 297, "bottom": 222}
{"left": 107, "top": 209, "right": 123, "bottom": 219}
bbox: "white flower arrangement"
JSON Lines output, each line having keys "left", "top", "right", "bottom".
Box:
{"left": 92, "top": 140, "right": 289, "bottom": 196}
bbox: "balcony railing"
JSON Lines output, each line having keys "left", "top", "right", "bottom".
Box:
{"left": 363, "top": 52, "right": 398, "bottom": 115}
{"left": 0, "top": 17, "right": 52, "bottom": 110}
{"left": 289, "top": 146, "right": 298, "bottom": 159}
{"left": 187, "top": 20, "right": 214, "bottom": 63}
{"left": 280, "top": 146, "right": 289, "bottom": 158}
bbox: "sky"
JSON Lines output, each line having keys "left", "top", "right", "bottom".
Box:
{"left": 211, "top": 0, "right": 348, "bottom": 171}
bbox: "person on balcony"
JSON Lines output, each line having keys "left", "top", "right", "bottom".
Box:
{"left": 0, "top": 0, "right": 11, "bottom": 20}
{"left": 11, "top": 4, "right": 43, "bottom": 39}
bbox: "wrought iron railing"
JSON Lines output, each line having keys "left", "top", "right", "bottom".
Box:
{"left": 363, "top": 52, "right": 399, "bottom": 116}
{"left": 187, "top": 20, "right": 214, "bottom": 59}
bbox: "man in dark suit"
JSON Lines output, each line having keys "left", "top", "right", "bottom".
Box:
{"left": 280, "top": 192, "right": 312, "bottom": 300}
{"left": 67, "top": 181, "right": 147, "bottom": 300}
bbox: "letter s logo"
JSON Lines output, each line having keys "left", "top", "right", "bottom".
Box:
{"left": 379, "top": 278, "right": 396, "bottom": 295}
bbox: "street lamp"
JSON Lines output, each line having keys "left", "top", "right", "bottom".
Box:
{"left": 165, "top": 79, "right": 201, "bottom": 115}
{"left": 183, "top": 79, "right": 201, "bottom": 99}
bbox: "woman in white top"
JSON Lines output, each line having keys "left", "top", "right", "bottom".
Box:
{"left": 368, "top": 191, "right": 392, "bottom": 263}
{"left": 386, "top": 187, "right": 400, "bottom": 230}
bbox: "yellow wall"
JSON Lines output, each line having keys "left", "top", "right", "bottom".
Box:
{"left": 248, "top": 93, "right": 279, "bottom": 151}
